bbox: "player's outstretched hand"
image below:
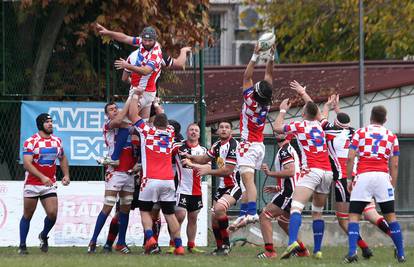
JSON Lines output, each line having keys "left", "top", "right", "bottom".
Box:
{"left": 96, "top": 23, "right": 110, "bottom": 36}
{"left": 279, "top": 98, "right": 291, "bottom": 111}
{"left": 114, "top": 58, "right": 128, "bottom": 70}
{"left": 263, "top": 185, "right": 281, "bottom": 194}
{"left": 290, "top": 80, "right": 306, "bottom": 95}
{"left": 261, "top": 163, "right": 270, "bottom": 175}
{"left": 61, "top": 176, "right": 70, "bottom": 186}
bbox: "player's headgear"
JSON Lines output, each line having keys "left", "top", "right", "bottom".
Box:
{"left": 141, "top": 26, "right": 157, "bottom": 40}
{"left": 335, "top": 112, "right": 351, "bottom": 128}
{"left": 253, "top": 80, "right": 273, "bottom": 105}
{"left": 36, "top": 113, "right": 52, "bottom": 131}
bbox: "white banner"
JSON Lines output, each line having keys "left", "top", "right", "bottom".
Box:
{"left": 0, "top": 181, "right": 208, "bottom": 247}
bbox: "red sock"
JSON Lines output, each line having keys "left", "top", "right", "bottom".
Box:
{"left": 169, "top": 240, "right": 174, "bottom": 247}
{"left": 376, "top": 217, "right": 391, "bottom": 236}
{"left": 187, "top": 241, "right": 195, "bottom": 249}
{"left": 218, "top": 216, "right": 230, "bottom": 246}
{"left": 297, "top": 241, "right": 306, "bottom": 250}
{"left": 264, "top": 243, "right": 274, "bottom": 252}
{"left": 357, "top": 237, "right": 368, "bottom": 249}
{"left": 212, "top": 224, "right": 223, "bottom": 248}
{"left": 106, "top": 216, "right": 119, "bottom": 246}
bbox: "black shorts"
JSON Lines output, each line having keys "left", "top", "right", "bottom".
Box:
{"left": 176, "top": 193, "right": 203, "bottom": 212}
{"left": 130, "top": 175, "right": 141, "bottom": 210}
{"left": 271, "top": 191, "right": 292, "bottom": 212}
{"left": 335, "top": 179, "right": 350, "bottom": 203}
{"left": 213, "top": 186, "right": 242, "bottom": 203}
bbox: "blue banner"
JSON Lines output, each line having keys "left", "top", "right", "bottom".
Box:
{"left": 20, "top": 101, "right": 195, "bottom": 166}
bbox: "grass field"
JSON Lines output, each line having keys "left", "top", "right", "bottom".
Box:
{"left": 0, "top": 245, "right": 411, "bottom": 267}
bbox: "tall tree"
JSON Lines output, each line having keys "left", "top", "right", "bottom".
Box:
{"left": 17, "top": 0, "right": 212, "bottom": 96}
{"left": 253, "top": 0, "right": 414, "bottom": 62}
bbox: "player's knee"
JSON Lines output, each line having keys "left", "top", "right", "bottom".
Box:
{"left": 104, "top": 195, "right": 117, "bottom": 207}
{"left": 312, "top": 204, "right": 324, "bottom": 218}
{"left": 290, "top": 200, "right": 305, "bottom": 214}
{"left": 119, "top": 195, "right": 133, "bottom": 206}
{"left": 214, "top": 198, "right": 230, "bottom": 215}
{"left": 260, "top": 208, "right": 274, "bottom": 220}
{"left": 239, "top": 166, "right": 254, "bottom": 175}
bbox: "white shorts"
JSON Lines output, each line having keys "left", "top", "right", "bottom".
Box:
{"left": 23, "top": 184, "right": 57, "bottom": 198}
{"left": 139, "top": 178, "right": 176, "bottom": 202}
{"left": 139, "top": 91, "right": 156, "bottom": 108}
{"left": 350, "top": 172, "right": 394, "bottom": 203}
{"left": 297, "top": 168, "right": 333, "bottom": 194}
{"left": 105, "top": 171, "right": 135, "bottom": 193}
{"left": 236, "top": 141, "right": 265, "bottom": 170}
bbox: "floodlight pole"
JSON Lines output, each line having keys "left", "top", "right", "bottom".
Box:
{"left": 359, "top": 0, "right": 365, "bottom": 127}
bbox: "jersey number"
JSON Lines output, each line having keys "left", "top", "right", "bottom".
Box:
{"left": 309, "top": 128, "right": 325, "bottom": 147}
{"left": 157, "top": 134, "right": 170, "bottom": 148}
{"left": 370, "top": 133, "right": 383, "bottom": 154}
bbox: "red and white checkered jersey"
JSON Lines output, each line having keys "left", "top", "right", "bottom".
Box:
{"left": 134, "top": 119, "right": 175, "bottom": 180}
{"left": 239, "top": 87, "right": 270, "bottom": 142}
{"left": 103, "top": 120, "right": 136, "bottom": 172}
{"left": 22, "top": 133, "right": 64, "bottom": 185}
{"left": 349, "top": 124, "right": 399, "bottom": 174}
{"left": 172, "top": 141, "right": 207, "bottom": 196}
{"left": 283, "top": 120, "right": 331, "bottom": 171}
{"left": 127, "top": 38, "right": 163, "bottom": 92}
{"left": 323, "top": 121, "right": 355, "bottom": 179}
{"left": 207, "top": 137, "right": 239, "bottom": 188}
{"left": 274, "top": 143, "right": 301, "bottom": 195}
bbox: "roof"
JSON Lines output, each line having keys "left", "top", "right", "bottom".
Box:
{"left": 160, "top": 60, "right": 414, "bottom": 124}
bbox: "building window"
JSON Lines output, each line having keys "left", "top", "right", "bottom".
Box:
{"left": 203, "top": 13, "right": 221, "bottom": 66}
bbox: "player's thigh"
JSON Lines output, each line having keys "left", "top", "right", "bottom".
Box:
{"left": 23, "top": 197, "right": 39, "bottom": 218}
{"left": 40, "top": 194, "right": 58, "bottom": 217}
{"left": 335, "top": 179, "right": 350, "bottom": 203}
{"left": 314, "top": 170, "right": 333, "bottom": 194}
{"left": 335, "top": 201, "right": 349, "bottom": 213}
{"left": 291, "top": 186, "right": 314, "bottom": 204}
{"left": 262, "top": 202, "right": 285, "bottom": 219}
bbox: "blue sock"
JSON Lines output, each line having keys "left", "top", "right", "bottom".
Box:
{"left": 247, "top": 202, "right": 257, "bottom": 215}
{"left": 389, "top": 221, "right": 405, "bottom": 257}
{"left": 144, "top": 229, "right": 154, "bottom": 240}
{"left": 111, "top": 128, "right": 129, "bottom": 160}
{"left": 239, "top": 203, "right": 248, "bottom": 217}
{"left": 19, "top": 216, "right": 31, "bottom": 246}
{"left": 116, "top": 212, "right": 129, "bottom": 246}
{"left": 288, "top": 212, "right": 302, "bottom": 245}
{"left": 174, "top": 237, "right": 182, "bottom": 248}
{"left": 312, "top": 219, "right": 325, "bottom": 253}
{"left": 348, "top": 222, "right": 359, "bottom": 256}
{"left": 41, "top": 216, "right": 56, "bottom": 239}
{"left": 90, "top": 211, "right": 109, "bottom": 243}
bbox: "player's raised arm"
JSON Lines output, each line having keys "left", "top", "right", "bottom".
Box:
{"left": 263, "top": 45, "right": 275, "bottom": 86}
{"left": 96, "top": 23, "right": 135, "bottom": 45}
{"left": 322, "top": 94, "right": 337, "bottom": 120}
{"left": 290, "top": 80, "right": 312, "bottom": 103}
{"left": 242, "top": 43, "right": 260, "bottom": 90}
{"left": 107, "top": 96, "right": 133, "bottom": 129}
{"left": 171, "top": 47, "right": 192, "bottom": 69}
{"left": 129, "top": 94, "right": 142, "bottom": 123}
{"left": 273, "top": 98, "right": 291, "bottom": 133}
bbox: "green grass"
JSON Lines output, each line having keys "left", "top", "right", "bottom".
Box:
{"left": 0, "top": 246, "right": 411, "bottom": 267}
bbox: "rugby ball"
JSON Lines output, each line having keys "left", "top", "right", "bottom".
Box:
{"left": 258, "top": 32, "right": 275, "bottom": 51}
